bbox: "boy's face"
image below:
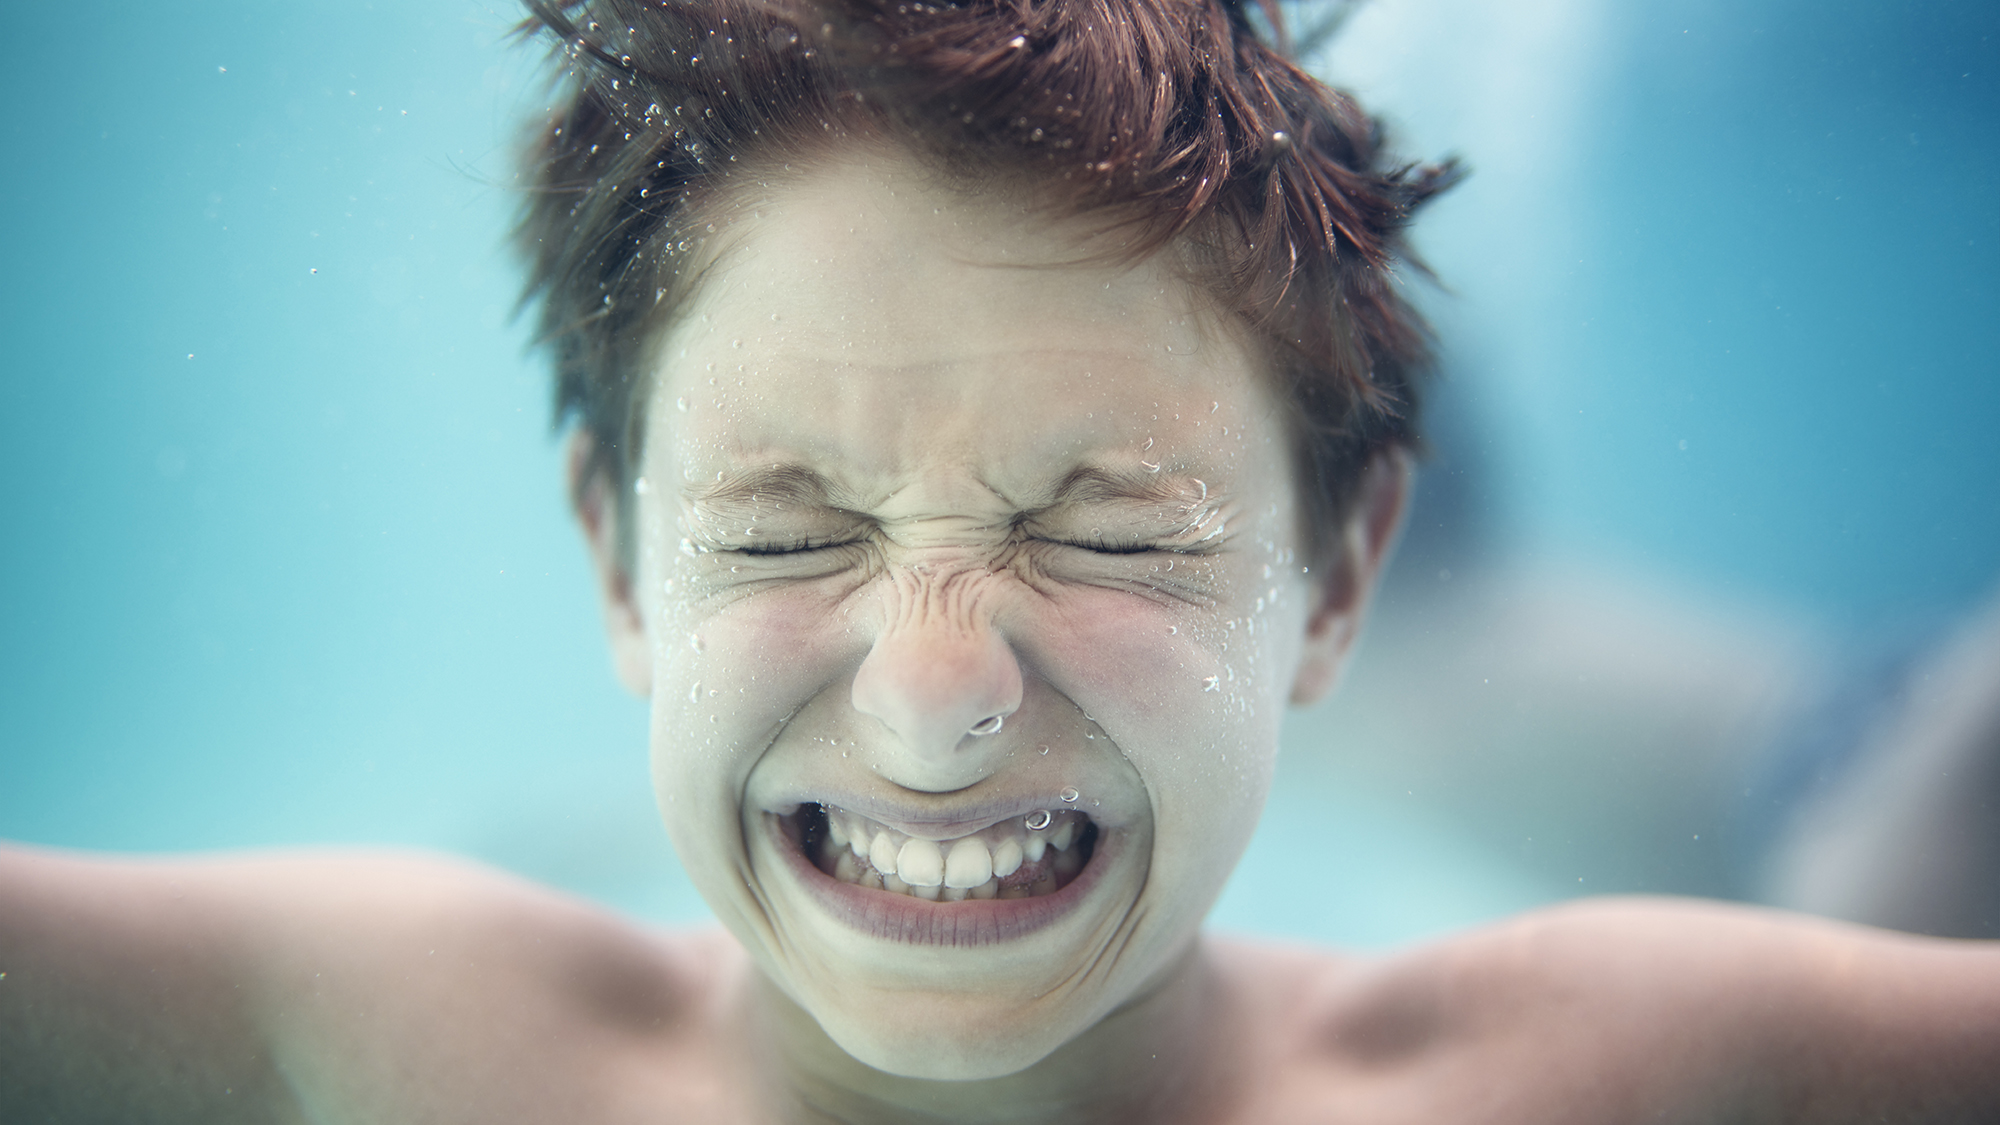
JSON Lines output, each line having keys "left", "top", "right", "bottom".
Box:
{"left": 583, "top": 150, "right": 1394, "bottom": 1079}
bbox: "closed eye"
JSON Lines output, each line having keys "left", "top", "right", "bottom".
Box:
{"left": 1039, "top": 537, "right": 1169, "bottom": 556}
{"left": 733, "top": 537, "right": 853, "bottom": 556}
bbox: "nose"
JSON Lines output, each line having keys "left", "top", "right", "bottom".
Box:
{"left": 850, "top": 569, "right": 1023, "bottom": 792}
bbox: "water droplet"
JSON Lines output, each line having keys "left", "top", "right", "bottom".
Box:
{"left": 688, "top": 681, "right": 702, "bottom": 703}
{"left": 1058, "top": 787, "right": 1079, "bottom": 803}
{"left": 968, "top": 714, "right": 1004, "bottom": 736}
{"left": 676, "top": 396, "right": 689, "bottom": 412}
{"left": 767, "top": 25, "right": 799, "bottom": 48}
{"left": 1203, "top": 675, "right": 1221, "bottom": 691}
{"left": 1039, "top": 745, "right": 1050, "bottom": 755}
{"left": 1008, "top": 35, "right": 1027, "bottom": 48}
{"left": 1024, "top": 810, "right": 1052, "bottom": 831}
{"left": 633, "top": 477, "right": 650, "bottom": 496}
{"left": 1168, "top": 625, "right": 1178, "bottom": 635}
{"left": 689, "top": 634, "right": 705, "bottom": 652}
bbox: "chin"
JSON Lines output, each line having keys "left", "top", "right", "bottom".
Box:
{"left": 813, "top": 990, "right": 1089, "bottom": 1081}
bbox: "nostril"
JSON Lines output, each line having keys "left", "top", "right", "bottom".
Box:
{"left": 850, "top": 618, "right": 1024, "bottom": 762}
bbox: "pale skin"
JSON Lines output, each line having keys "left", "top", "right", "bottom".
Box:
{"left": 4, "top": 148, "right": 1999, "bottom": 1124}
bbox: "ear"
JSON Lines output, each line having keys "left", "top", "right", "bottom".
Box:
{"left": 568, "top": 430, "right": 653, "bottom": 697}
{"left": 1289, "top": 450, "right": 1411, "bottom": 706}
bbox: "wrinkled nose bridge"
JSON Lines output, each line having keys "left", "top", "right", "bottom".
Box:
{"left": 850, "top": 564, "right": 1023, "bottom": 775}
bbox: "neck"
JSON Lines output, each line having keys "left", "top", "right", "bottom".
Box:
{"left": 744, "top": 939, "right": 1239, "bottom": 1125}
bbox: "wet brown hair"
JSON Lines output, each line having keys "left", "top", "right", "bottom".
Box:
{"left": 515, "top": 0, "right": 1458, "bottom": 561}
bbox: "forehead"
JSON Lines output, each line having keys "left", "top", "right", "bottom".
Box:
{"left": 646, "top": 150, "right": 1288, "bottom": 508}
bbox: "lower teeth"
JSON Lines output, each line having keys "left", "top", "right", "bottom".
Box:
{"left": 800, "top": 805, "right": 1094, "bottom": 901}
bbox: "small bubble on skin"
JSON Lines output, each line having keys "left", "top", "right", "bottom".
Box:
{"left": 1024, "top": 809, "right": 1052, "bottom": 830}
{"left": 689, "top": 634, "right": 705, "bottom": 652}
{"left": 633, "top": 477, "right": 651, "bottom": 496}
{"left": 676, "top": 396, "right": 689, "bottom": 412}
{"left": 1039, "top": 745, "right": 1050, "bottom": 755}
{"left": 1203, "top": 675, "right": 1221, "bottom": 691}
{"left": 1059, "top": 786, "right": 1079, "bottom": 803}
{"left": 688, "top": 681, "right": 702, "bottom": 703}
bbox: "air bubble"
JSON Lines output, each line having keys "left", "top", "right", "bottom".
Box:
{"left": 1058, "top": 787, "right": 1079, "bottom": 803}
{"left": 1024, "top": 810, "right": 1052, "bottom": 831}
{"left": 676, "top": 396, "right": 689, "bottom": 412}
{"left": 1203, "top": 676, "right": 1221, "bottom": 691}
{"left": 689, "top": 634, "right": 705, "bottom": 652}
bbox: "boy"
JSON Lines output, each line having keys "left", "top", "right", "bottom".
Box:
{"left": 4, "top": 1, "right": 1997, "bottom": 1120}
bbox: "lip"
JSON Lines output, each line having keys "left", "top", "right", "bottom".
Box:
{"left": 766, "top": 810, "right": 1120, "bottom": 946}
{"left": 766, "top": 789, "right": 1125, "bottom": 841}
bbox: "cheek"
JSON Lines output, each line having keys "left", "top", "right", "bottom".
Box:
{"left": 1023, "top": 583, "right": 1299, "bottom": 834}
{"left": 649, "top": 578, "right": 866, "bottom": 782}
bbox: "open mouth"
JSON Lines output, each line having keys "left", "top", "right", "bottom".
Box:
{"left": 784, "top": 803, "right": 1099, "bottom": 902}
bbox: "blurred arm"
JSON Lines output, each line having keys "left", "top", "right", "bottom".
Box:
{"left": 0, "top": 843, "right": 305, "bottom": 1123}
{"left": 1773, "top": 913, "right": 2000, "bottom": 1121}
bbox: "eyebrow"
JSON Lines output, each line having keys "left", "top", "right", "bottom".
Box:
{"left": 681, "top": 461, "right": 1207, "bottom": 518}
{"left": 1045, "top": 465, "right": 1203, "bottom": 510}
{"left": 682, "top": 464, "right": 848, "bottom": 511}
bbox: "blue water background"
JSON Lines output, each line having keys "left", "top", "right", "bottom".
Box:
{"left": 2, "top": 0, "right": 1994, "bottom": 945}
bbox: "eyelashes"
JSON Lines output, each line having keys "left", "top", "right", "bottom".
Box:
{"left": 1038, "top": 537, "right": 1168, "bottom": 556}
{"left": 721, "top": 537, "right": 1200, "bottom": 559}
{"left": 730, "top": 537, "right": 848, "bottom": 557}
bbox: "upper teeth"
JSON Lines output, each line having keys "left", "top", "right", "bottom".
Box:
{"left": 816, "top": 805, "right": 1089, "bottom": 899}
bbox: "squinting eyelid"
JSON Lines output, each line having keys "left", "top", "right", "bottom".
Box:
{"left": 1037, "top": 537, "right": 1213, "bottom": 558}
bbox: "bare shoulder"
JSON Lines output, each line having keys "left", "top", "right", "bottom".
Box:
{"left": 0, "top": 843, "right": 751, "bottom": 1124}
{"left": 1205, "top": 901, "right": 2000, "bottom": 1124}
